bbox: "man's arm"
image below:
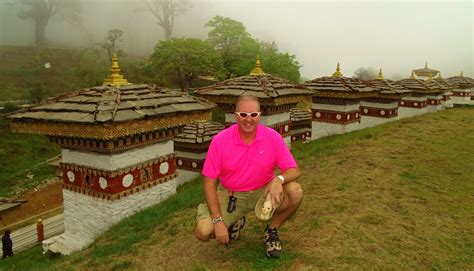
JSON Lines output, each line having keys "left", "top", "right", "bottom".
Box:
{"left": 267, "top": 167, "right": 300, "bottom": 207}
{"left": 203, "top": 176, "right": 229, "bottom": 244}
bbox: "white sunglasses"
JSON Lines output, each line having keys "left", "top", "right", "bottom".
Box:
{"left": 235, "top": 112, "right": 261, "bottom": 118}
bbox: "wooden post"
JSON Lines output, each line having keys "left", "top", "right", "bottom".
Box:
{"left": 37, "top": 219, "right": 44, "bottom": 243}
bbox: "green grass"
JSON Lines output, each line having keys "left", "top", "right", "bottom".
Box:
{"left": 0, "top": 116, "right": 60, "bottom": 197}
{"left": 0, "top": 107, "right": 473, "bottom": 270}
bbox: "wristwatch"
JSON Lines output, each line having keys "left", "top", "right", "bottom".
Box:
{"left": 277, "top": 175, "right": 285, "bottom": 184}
{"left": 212, "top": 216, "right": 223, "bottom": 224}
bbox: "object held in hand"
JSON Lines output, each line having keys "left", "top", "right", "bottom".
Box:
{"left": 255, "top": 193, "right": 275, "bottom": 221}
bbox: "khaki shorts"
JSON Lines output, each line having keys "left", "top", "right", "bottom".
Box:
{"left": 196, "top": 184, "right": 265, "bottom": 225}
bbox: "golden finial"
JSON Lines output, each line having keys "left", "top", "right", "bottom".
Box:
{"left": 375, "top": 68, "right": 384, "bottom": 80}
{"left": 332, "top": 62, "right": 343, "bottom": 78}
{"left": 428, "top": 73, "right": 433, "bottom": 81}
{"left": 410, "top": 71, "right": 416, "bottom": 79}
{"left": 424, "top": 61, "right": 428, "bottom": 69}
{"left": 250, "top": 55, "right": 265, "bottom": 76}
{"left": 437, "top": 72, "right": 442, "bottom": 79}
{"left": 460, "top": 71, "right": 464, "bottom": 77}
{"left": 103, "top": 52, "right": 130, "bottom": 87}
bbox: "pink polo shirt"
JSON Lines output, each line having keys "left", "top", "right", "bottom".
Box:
{"left": 202, "top": 124, "right": 297, "bottom": 192}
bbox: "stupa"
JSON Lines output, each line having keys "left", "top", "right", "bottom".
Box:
{"left": 447, "top": 71, "right": 473, "bottom": 105}
{"left": 6, "top": 53, "right": 215, "bottom": 254}
{"left": 289, "top": 108, "right": 312, "bottom": 142}
{"left": 303, "top": 63, "right": 375, "bottom": 139}
{"left": 195, "top": 56, "right": 312, "bottom": 147}
{"left": 174, "top": 121, "right": 224, "bottom": 183}
{"left": 363, "top": 69, "right": 411, "bottom": 128}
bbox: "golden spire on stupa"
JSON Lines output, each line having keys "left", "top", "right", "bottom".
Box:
{"left": 424, "top": 61, "right": 428, "bottom": 69}
{"left": 375, "top": 68, "right": 384, "bottom": 80}
{"left": 410, "top": 71, "right": 417, "bottom": 79}
{"left": 428, "top": 73, "right": 433, "bottom": 81}
{"left": 103, "top": 52, "right": 130, "bottom": 87}
{"left": 332, "top": 62, "right": 343, "bottom": 78}
{"left": 250, "top": 55, "right": 265, "bottom": 76}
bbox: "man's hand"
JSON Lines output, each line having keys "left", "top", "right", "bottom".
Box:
{"left": 214, "top": 221, "right": 229, "bottom": 245}
{"left": 267, "top": 178, "right": 284, "bottom": 208}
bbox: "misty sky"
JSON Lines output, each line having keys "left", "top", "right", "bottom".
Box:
{"left": 1, "top": 0, "right": 472, "bottom": 79}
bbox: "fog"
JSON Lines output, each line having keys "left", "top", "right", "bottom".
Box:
{"left": 1, "top": 0, "right": 472, "bottom": 79}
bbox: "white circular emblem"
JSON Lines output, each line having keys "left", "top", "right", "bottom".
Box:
{"left": 336, "top": 114, "right": 341, "bottom": 120}
{"left": 306, "top": 132, "right": 310, "bottom": 136}
{"left": 431, "top": 100, "right": 434, "bottom": 104}
{"left": 381, "top": 110, "right": 385, "bottom": 116}
{"left": 99, "top": 177, "right": 107, "bottom": 189}
{"left": 159, "top": 162, "right": 169, "bottom": 174}
{"left": 414, "top": 102, "right": 418, "bottom": 106}
{"left": 347, "top": 115, "right": 350, "bottom": 120}
{"left": 122, "top": 174, "right": 133, "bottom": 188}
{"left": 400, "top": 101, "right": 405, "bottom": 105}
{"left": 315, "top": 112, "right": 321, "bottom": 118}
{"left": 67, "top": 171, "right": 75, "bottom": 182}
{"left": 389, "top": 111, "right": 392, "bottom": 115}
{"left": 363, "top": 108, "right": 369, "bottom": 114}
{"left": 192, "top": 162, "right": 197, "bottom": 168}
{"left": 302, "top": 134, "right": 305, "bottom": 139}
{"left": 356, "top": 113, "right": 359, "bottom": 118}
{"left": 177, "top": 159, "right": 183, "bottom": 166}
{"left": 284, "top": 125, "right": 289, "bottom": 132}
{"left": 292, "top": 136, "right": 296, "bottom": 141}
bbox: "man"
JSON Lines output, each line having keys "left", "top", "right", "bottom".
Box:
{"left": 195, "top": 95, "right": 303, "bottom": 258}
{"left": 2, "top": 230, "right": 13, "bottom": 259}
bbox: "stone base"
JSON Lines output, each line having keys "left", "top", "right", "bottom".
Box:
{"left": 360, "top": 116, "right": 396, "bottom": 129}
{"left": 311, "top": 121, "right": 360, "bottom": 140}
{"left": 427, "top": 105, "right": 443, "bottom": 113}
{"left": 452, "top": 96, "right": 471, "bottom": 105}
{"left": 43, "top": 179, "right": 179, "bottom": 255}
{"left": 174, "top": 169, "right": 200, "bottom": 187}
{"left": 398, "top": 107, "right": 427, "bottom": 119}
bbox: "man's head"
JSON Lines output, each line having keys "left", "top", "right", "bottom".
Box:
{"left": 234, "top": 95, "right": 261, "bottom": 136}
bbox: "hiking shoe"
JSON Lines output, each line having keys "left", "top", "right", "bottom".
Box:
{"left": 264, "top": 226, "right": 282, "bottom": 258}
{"left": 228, "top": 216, "right": 246, "bottom": 242}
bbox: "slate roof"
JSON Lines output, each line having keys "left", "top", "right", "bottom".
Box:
{"left": 289, "top": 108, "right": 312, "bottom": 122}
{"left": 174, "top": 121, "right": 224, "bottom": 145}
{"left": 393, "top": 78, "right": 440, "bottom": 93}
{"left": 369, "top": 79, "right": 411, "bottom": 95}
{"left": 446, "top": 76, "right": 473, "bottom": 89}
{"left": 7, "top": 84, "right": 215, "bottom": 124}
{"left": 195, "top": 74, "right": 312, "bottom": 102}
{"left": 304, "top": 76, "right": 375, "bottom": 93}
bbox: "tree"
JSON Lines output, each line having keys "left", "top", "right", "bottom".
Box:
{"left": 145, "top": 0, "right": 191, "bottom": 40}
{"left": 149, "top": 38, "right": 223, "bottom": 92}
{"left": 206, "top": 16, "right": 252, "bottom": 78}
{"left": 17, "top": 0, "right": 81, "bottom": 47}
{"left": 353, "top": 67, "right": 377, "bottom": 80}
{"left": 259, "top": 41, "right": 301, "bottom": 82}
{"left": 98, "top": 29, "right": 124, "bottom": 60}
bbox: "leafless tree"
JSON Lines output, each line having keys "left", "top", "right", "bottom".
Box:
{"left": 144, "top": 0, "right": 191, "bottom": 40}
{"left": 98, "top": 29, "right": 124, "bottom": 60}
{"left": 17, "top": 0, "right": 81, "bottom": 47}
{"left": 353, "top": 67, "right": 377, "bottom": 80}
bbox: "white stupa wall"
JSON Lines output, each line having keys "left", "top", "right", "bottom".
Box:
{"left": 359, "top": 101, "right": 398, "bottom": 129}
{"left": 61, "top": 141, "right": 174, "bottom": 171}
{"left": 47, "top": 180, "right": 178, "bottom": 254}
{"left": 174, "top": 169, "right": 200, "bottom": 187}
{"left": 44, "top": 139, "right": 178, "bottom": 255}
{"left": 312, "top": 103, "right": 360, "bottom": 112}
{"left": 426, "top": 95, "right": 444, "bottom": 112}
{"left": 398, "top": 96, "right": 428, "bottom": 119}
{"left": 451, "top": 89, "right": 472, "bottom": 105}
{"left": 311, "top": 121, "right": 360, "bottom": 140}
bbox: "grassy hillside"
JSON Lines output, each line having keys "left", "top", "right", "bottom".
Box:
{"left": 1, "top": 107, "right": 473, "bottom": 270}
{"left": 0, "top": 116, "right": 60, "bottom": 197}
{"left": 0, "top": 46, "right": 154, "bottom": 102}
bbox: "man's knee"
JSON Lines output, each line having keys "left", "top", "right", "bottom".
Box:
{"left": 195, "top": 219, "right": 213, "bottom": 241}
{"left": 285, "top": 182, "right": 303, "bottom": 204}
